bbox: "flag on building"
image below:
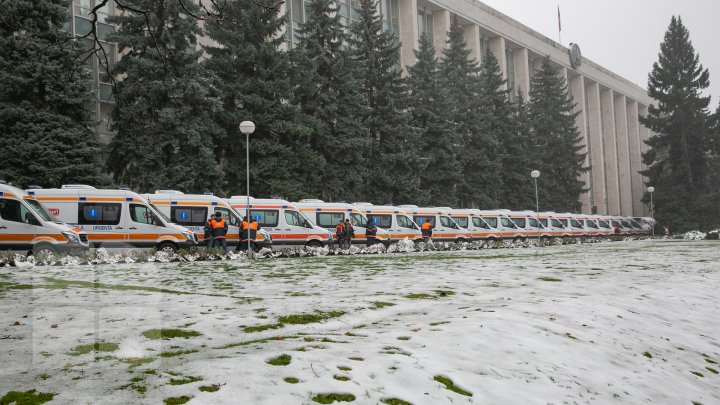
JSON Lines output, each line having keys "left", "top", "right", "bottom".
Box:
{"left": 557, "top": 5, "right": 562, "bottom": 32}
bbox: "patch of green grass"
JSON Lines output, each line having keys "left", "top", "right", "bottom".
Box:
{"left": 198, "top": 384, "right": 221, "bottom": 392}
{"left": 0, "top": 390, "right": 56, "bottom": 405}
{"left": 130, "top": 376, "right": 144, "bottom": 383}
{"left": 143, "top": 369, "right": 157, "bottom": 375}
{"left": 141, "top": 329, "right": 201, "bottom": 340}
{"left": 68, "top": 342, "right": 119, "bottom": 356}
{"left": 690, "top": 371, "right": 704, "bottom": 377}
{"left": 429, "top": 321, "right": 450, "bottom": 326}
{"left": 160, "top": 349, "right": 199, "bottom": 358}
{"left": 643, "top": 352, "right": 652, "bottom": 358}
{"left": 278, "top": 311, "right": 345, "bottom": 325}
{"left": 41, "top": 277, "right": 193, "bottom": 295}
{"left": 348, "top": 357, "right": 364, "bottom": 361}
{"left": 169, "top": 376, "right": 203, "bottom": 385}
{"left": 266, "top": 354, "right": 291, "bottom": 366}
{"left": 404, "top": 293, "right": 434, "bottom": 299}
{"left": 705, "top": 358, "right": 717, "bottom": 364}
{"left": 337, "top": 366, "right": 351, "bottom": 371}
{"left": 538, "top": 277, "right": 562, "bottom": 282}
{"left": 333, "top": 375, "right": 350, "bottom": 381}
{"left": 371, "top": 301, "right": 395, "bottom": 309}
{"left": 434, "top": 290, "right": 455, "bottom": 297}
{"left": 163, "top": 396, "right": 192, "bottom": 405}
{"left": 311, "top": 393, "right": 356, "bottom": 403}
{"left": 381, "top": 398, "right": 413, "bottom": 405}
{"left": 396, "top": 336, "right": 410, "bottom": 341}
{"left": 243, "top": 323, "right": 284, "bottom": 333}
{"left": 284, "top": 377, "right": 299, "bottom": 384}
{"left": 434, "top": 375, "right": 472, "bottom": 397}
{"left": 706, "top": 367, "right": 718, "bottom": 374}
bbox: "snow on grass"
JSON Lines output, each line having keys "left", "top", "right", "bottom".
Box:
{"left": 0, "top": 240, "right": 719, "bottom": 404}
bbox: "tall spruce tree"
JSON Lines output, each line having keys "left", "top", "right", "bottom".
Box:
{"left": 528, "top": 57, "right": 585, "bottom": 212}
{"left": 106, "top": 0, "right": 223, "bottom": 192}
{"left": 349, "top": 0, "right": 417, "bottom": 204}
{"left": 0, "top": 0, "right": 104, "bottom": 187}
{"left": 406, "top": 33, "right": 461, "bottom": 206}
{"left": 293, "top": 0, "right": 369, "bottom": 201}
{"left": 476, "top": 49, "right": 512, "bottom": 208}
{"left": 204, "top": 0, "right": 322, "bottom": 200}
{"left": 641, "top": 16, "right": 714, "bottom": 231}
{"left": 440, "top": 23, "right": 497, "bottom": 208}
{"left": 501, "top": 92, "right": 536, "bottom": 210}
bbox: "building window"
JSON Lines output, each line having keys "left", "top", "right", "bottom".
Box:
{"left": 418, "top": 9, "right": 433, "bottom": 41}
{"left": 381, "top": 0, "right": 399, "bottom": 43}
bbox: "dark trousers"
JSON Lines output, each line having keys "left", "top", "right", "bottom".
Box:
{"left": 214, "top": 238, "right": 228, "bottom": 253}
{"left": 366, "top": 237, "right": 377, "bottom": 247}
{"left": 206, "top": 237, "right": 215, "bottom": 250}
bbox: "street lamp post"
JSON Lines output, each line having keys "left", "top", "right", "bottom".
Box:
{"left": 531, "top": 170, "right": 540, "bottom": 213}
{"left": 240, "top": 120, "right": 256, "bottom": 258}
{"left": 647, "top": 186, "right": 655, "bottom": 237}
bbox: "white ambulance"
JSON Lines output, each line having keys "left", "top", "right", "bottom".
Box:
{"left": 536, "top": 212, "right": 573, "bottom": 238}
{"left": 143, "top": 191, "right": 272, "bottom": 250}
{"left": 502, "top": 210, "right": 553, "bottom": 240}
{"left": 396, "top": 205, "right": 472, "bottom": 243}
{"left": 449, "top": 208, "right": 502, "bottom": 242}
{"left": 293, "top": 200, "right": 391, "bottom": 247}
{"left": 30, "top": 185, "right": 197, "bottom": 252}
{"left": 226, "top": 197, "right": 334, "bottom": 250}
{"left": 352, "top": 203, "right": 423, "bottom": 243}
{"left": 553, "top": 213, "right": 591, "bottom": 237}
{"left": 0, "top": 182, "right": 89, "bottom": 254}
{"left": 475, "top": 209, "right": 527, "bottom": 241}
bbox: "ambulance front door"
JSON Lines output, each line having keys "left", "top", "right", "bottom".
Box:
{"left": 283, "top": 210, "right": 314, "bottom": 244}
{"left": 0, "top": 198, "right": 39, "bottom": 251}
{"left": 126, "top": 203, "right": 164, "bottom": 248}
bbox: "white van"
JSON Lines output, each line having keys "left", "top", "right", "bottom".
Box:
{"left": 0, "top": 182, "right": 89, "bottom": 254}
{"left": 30, "top": 185, "right": 197, "bottom": 252}
{"left": 144, "top": 191, "right": 272, "bottom": 250}
{"left": 503, "top": 210, "right": 556, "bottom": 240}
{"left": 353, "top": 203, "right": 423, "bottom": 243}
{"left": 396, "top": 205, "right": 472, "bottom": 243}
{"left": 449, "top": 209, "right": 502, "bottom": 242}
{"left": 226, "top": 197, "right": 334, "bottom": 250}
{"left": 476, "top": 209, "right": 527, "bottom": 241}
{"left": 294, "top": 200, "right": 391, "bottom": 247}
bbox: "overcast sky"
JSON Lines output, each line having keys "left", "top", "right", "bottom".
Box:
{"left": 479, "top": 0, "right": 720, "bottom": 108}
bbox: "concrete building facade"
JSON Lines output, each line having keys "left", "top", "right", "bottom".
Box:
{"left": 70, "top": 0, "right": 653, "bottom": 216}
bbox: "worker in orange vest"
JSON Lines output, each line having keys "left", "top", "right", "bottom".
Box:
{"left": 210, "top": 212, "right": 228, "bottom": 253}
{"left": 421, "top": 220, "right": 433, "bottom": 241}
{"left": 241, "top": 216, "right": 259, "bottom": 251}
{"left": 335, "top": 220, "right": 345, "bottom": 249}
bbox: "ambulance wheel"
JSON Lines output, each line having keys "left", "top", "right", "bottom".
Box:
{"left": 32, "top": 244, "right": 57, "bottom": 256}
{"left": 157, "top": 242, "right": 178, "bottom": 253}
{"left": 305, "top": 240, "right": 322, "bottom": 249}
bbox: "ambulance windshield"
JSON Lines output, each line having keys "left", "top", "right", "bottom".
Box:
{"left": 25, "top": 199, "right": 57, "bottom": 222}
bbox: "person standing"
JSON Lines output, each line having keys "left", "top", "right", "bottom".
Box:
{"left": 210, "top": 212, "right": 228, "bottom": 253}
{"left": 335, "top": 220, "right": 345, "bottom": 249}
{"left": 242, "top": 216, "right": 259, "bottom": 252}
{"left": 421, "top": 219, "right": 433, "bottom": 242}
{"left": 343, "top": 218, "right": 354, "bottom": 249}
{"left": 366, "top": 220, "right": 378, "bottom": 247}
{"left": 204, "top": 217, "right": 215, "bottom": 250}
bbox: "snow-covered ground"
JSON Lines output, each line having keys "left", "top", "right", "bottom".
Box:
{"left": 1, "top": 240, "right": 719, "bottom": 404}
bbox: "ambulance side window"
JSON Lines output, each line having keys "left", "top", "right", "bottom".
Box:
{"left": 414, "top": 216, "right": 435, "bottom": 227}
{"left": 130, "top": 204, "right": 161, "bottom": 226}
{"left": 453, "top": 216, "right": 468, "bottom": 228}
{"left": 286, "top": 210, "right": 312, "bottom": 228}
{"left": 482, "top": 217, "right": 498, "bottom": 228}
{"left": 0, "top": 199, "right": 36, "bottom": 224}
{"left": 528, "top": 218, "right": 540, "bottom": 228}
{"left": 439, "top": 216, "right": 458, "bottom": 229}
{"left": 539, "top": 218, "right": 548, "bottom": 227}
{"left": 249, "top": 210, "right": 278, "bottom": 227}
{"left": 396, "top": 215, "right": 417, "bottom": 230}
{"left": 215, "top": 208, "right": 239, "bottom": 227}
{"left": 171, "top": 207, "right": 207, "bottom": 226}
{"left": 78, "top": 202, "right": 121, "bottom": 225}
{"left": 551, "top": 219, "right": 563, "bottom": 228}
{"left": 350, "top": 213, "right": 367, "bottom": 228}
{"left": 472, "top": 217, "right": 488, "bottom": 229}
{"left": 513, "top": 218, "right": 526, "bottom": 227}
{"left": 367, "top": 214, "right": 391, "bottom": 228}
{"left": 317, "top": 212, "right": 344, "bottom": 228}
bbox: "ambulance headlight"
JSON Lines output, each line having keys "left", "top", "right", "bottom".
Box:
{"left": 182, "top": 231, "right": 194, "bottom": 242}
{"left": 62, "top": 232, "right": 79, "bottom": 243}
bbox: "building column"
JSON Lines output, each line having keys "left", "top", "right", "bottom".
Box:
{"left": 586, "top": 82, "right": 606, "bottom": 214}
{"left": 601, "top": 88, "right": 620, "bottom": 215}
{"left": 513, "top": 48, "right": 530, "bottom": 99}
{"left": 614, "top": 93, "right": 632, "bottom": 216}
{"left": 638, "top": 104, "right": 651, "bottom": 216}
{"left": 488, "top": 36, "right": 507, "bottom": 84}
{"left": 397, "top": 0, "right": 419, "bottom": 71}
{"left": 463, "top": 24, "right": 481, "bottom": 63}
{"left": 432, "top": 9, "right": 450, "bottom": 59}
{"left": 570, "top": 74, "right": 591, "bottom": 213}
{"left": 627, "top": 100, "right": 644, "bottom": 216}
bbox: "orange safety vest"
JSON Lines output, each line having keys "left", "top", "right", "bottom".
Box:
{"left": 241, "top": 220, "right": 248, "bottom": 229}
{"left": 335, "top": 223, "right": 344, "bottom": 235}
{"left": 211, "top": 218, "right": 226, "bottom": 238}
{"left": 421, "top": 222, "right": 432, "bottom": 238}
{"left": 249, "top": 221, "right": 259, "bottom": 230}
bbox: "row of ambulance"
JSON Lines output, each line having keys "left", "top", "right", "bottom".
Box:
{"left": 0, "top": 181, "right": 651, "bottom": 255}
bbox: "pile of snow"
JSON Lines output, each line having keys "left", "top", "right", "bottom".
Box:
{"left": 706, "top": 229, "right": 720, "bottom": 240}
{"left": 683, "top": 230, "right": 706, "bottom": 240}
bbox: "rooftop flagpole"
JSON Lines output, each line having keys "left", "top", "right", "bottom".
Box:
{"left": 557, "top": 3, "right": 562, "bottom": 45}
